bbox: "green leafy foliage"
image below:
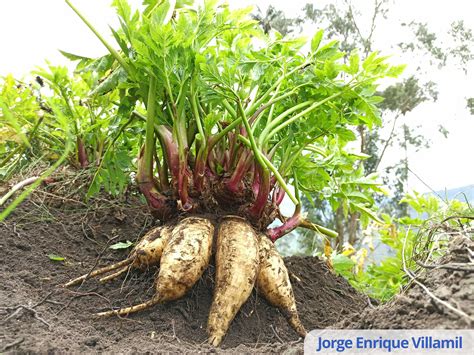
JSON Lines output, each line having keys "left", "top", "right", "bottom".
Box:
{"left": 331, "top": 193, "right": 474, "bottom": 301}
{"left": 1, "top": 60, "right": 139, "bottom": 198}
{"left": 331, "top": 253, "right": 356, "bottom": 278}
{"left": 0, "top": 75, "right": 41, "bottom": 178}
{"left": 1, "top": 0, "right": 401, "bottom": 232}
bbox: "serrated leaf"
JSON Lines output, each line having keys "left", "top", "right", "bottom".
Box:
{"left": 386, "top": 64, "right": 406, "bottom": 77}
{"left": 0, "top": 101, "right": 31, "bottom": 148}
{"left": 150, "top": 0, "right": 176, "bottom": 25}
{"left": 348, "top": 51, "right": 360, "bottom": 75}
{"left": 368, "top": 95, "right": 384, "bottom": 104}
{"left": 86, "top": 176, "right": 101, "bottom": 198}
{"left": 346, "top": 191, "right": 373, "bottom": 204}
{"left": 112, "top": 0, "right": 132, "bottom": 23}
{"left": 90, "top": 67, "right": 128, "bottom": 96}
{"left": 58, "top": 50, "right": 92, "bottom": 61}
{"left": 350, "top": 202, "right": 384, "bottom": 224}
{"left": 311, "top": 29, "right": 324, "bottom": 52}
{"left": 341, "top": 177, "right": 379, "bottom": 187}
{"left": 323, "top": 60, "right": 339, "bottom": 79}
{"left": 77, "top": 54, "right": 114, "bottom": 74}
{"left": 362, "top": 51, "right": 378, "bottom": 70}
{"left": 48, "top": 254, "right": 65, "bottom": 261}
{"left": 109, "top": 26, "right": 130, "bottom": 56}
{"left": 109, "top": 240, "right": 133, "bottom": 250}
{"left": 381, "top": 213, "right": 393, "bottom": 224}
{"left": 317, "top": 39, "right": 339, "bottom": 54}
{"left": 335, "top": 127, "right": 357, "bottom": 142}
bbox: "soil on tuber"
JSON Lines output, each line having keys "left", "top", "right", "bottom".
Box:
{"left": 207, "top": 216, "right": 260, "bottom": 346}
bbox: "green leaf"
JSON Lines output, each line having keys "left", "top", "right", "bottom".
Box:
{"left": 311, "top": 29, "right": 324, "bottom": 52}
{"left": 341, "top": 177, "right": 379, "bottom": 187}
{"left": 303, "top": 190, "right": 316, "bottom": 208}
{"left": 362, "top": 51, "right": 378, "bottom": 70}
{"left": 323, "top": 60, "right": 339, "bottom": 79}
{"left": 386, "top": 64, "right": 406, "bottom": 78}
{"left": 150, "top": 0, "right": 176, "bottom": 25}
{"left": 48, "top": 254, "right": 65, "bottom": 261}
{"left": 90, "top": 67, "right": 128, "bottom": 96}
{"left": 86, "top": 175, "right": 101, "bottom": 198}
{"left": 59, "top": 50, "right": 92, "bottom": 61}
{"left": 109, "top": 26, "right": 130, "bottom": 56}
{"left": 317, "top": 39, "right": 339, "bottom": 56}
{"left": 381, "top": 213, "right": 392, "bottom": 224}
{"left": 109, "top": 240, "right": 133, "bottom": 250}
{"left": 77, "top": 54, "right": 114, "bottom": 75}
{"left": 350, "top": 202, "right": 384, "bottom": 224}
{"left": 347, "top": 151, "right": 371, "bottom": 160}
{"left": 0, "top": 101, "right": 31, "bottom": 148}
{"left": 335, "top": 127, "right": 356, "bottom": 142}
{"left": 348, "top": 51, "right": 360, "bottom": 75}
{"left": 346, "top": 191, "right": 373, "bottom": 204}
{"left": 112, "top": 0, "right": 132, "bottom": 24}
{"left": 332, "top": 254, "right": 356, "bottom": 278}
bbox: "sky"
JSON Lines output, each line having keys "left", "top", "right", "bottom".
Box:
{"left": 1, "top": 0, "right": 473, "bottom": 194}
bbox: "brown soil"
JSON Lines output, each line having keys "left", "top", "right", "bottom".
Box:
{"left": 1, "top": 197, "right": 472, "bottom": 354}
{"left": 0, "top": 198, "right": 366, "bottom": 354}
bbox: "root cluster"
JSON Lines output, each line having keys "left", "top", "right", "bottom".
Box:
{"left": 64, "top": 215, "right": 306, "bottom": 346}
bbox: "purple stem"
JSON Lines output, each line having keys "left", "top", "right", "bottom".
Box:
{"left": 266, "top": 205, "right": 302, "bottom": 242}
{"left": 193, "top": 146, "right": 208, "bottom": 193}
{"left": 249, "top": 166, "right": 270, "bottom": 219}
{"left": 226, "top": 150, "right": 251, "bottom": 194}
{"left": 228, "top": 132, "right": 238, "bottom": 169}
{"left": 77, "top": 137, "right": 89, "bottom": 168}
{"left": 272, "top": 187, "right": 286, "bottom": 206}
{"left": 223, "top": 150, "right": 231, "bottom": 172}
{"left": 177, "top": 157, "right": 193, "bottom": 211}
{"left": 157, "top": 126, "right": 179, "bottom": 186}
{"left": 252, "top": 163, "right": 260, "bottom": 197}
{"left": 136, "top": 145, "right": 175, "bottom": 220}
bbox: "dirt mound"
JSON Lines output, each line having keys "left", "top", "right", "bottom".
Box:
{"left": 339, "top": 236, "right": 474, "bottom": 330}
{"left": 1, "top": 199, "right": 367, "bottom": 354}
{"left": 2, "top": 196, "right": 472, "bottom": 353}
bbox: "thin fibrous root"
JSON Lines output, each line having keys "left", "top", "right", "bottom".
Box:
{"left": 96, "top": 296, "right": 161, "bottom": 317}
{"left": 63, "top": 258, "right": 133, "bottom": 287}
{"left": 99, "top": 266, "right": 129, "bottom": 283}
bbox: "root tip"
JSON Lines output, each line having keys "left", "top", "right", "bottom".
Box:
{"left": 63, "top": 280, "right": 78, "bottom": 288}
{"left": 208, "top": 333, "right": 224, "bottom": 347}
{"left": 289, "top": 317, "right": 307, "bottom": 338}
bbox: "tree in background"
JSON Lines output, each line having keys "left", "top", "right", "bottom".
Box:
{"left": 400, "top": 20, "right": 474, "bottom": 115}
{"left": 251, "top": 5, "right": 302, "bottom": 36}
